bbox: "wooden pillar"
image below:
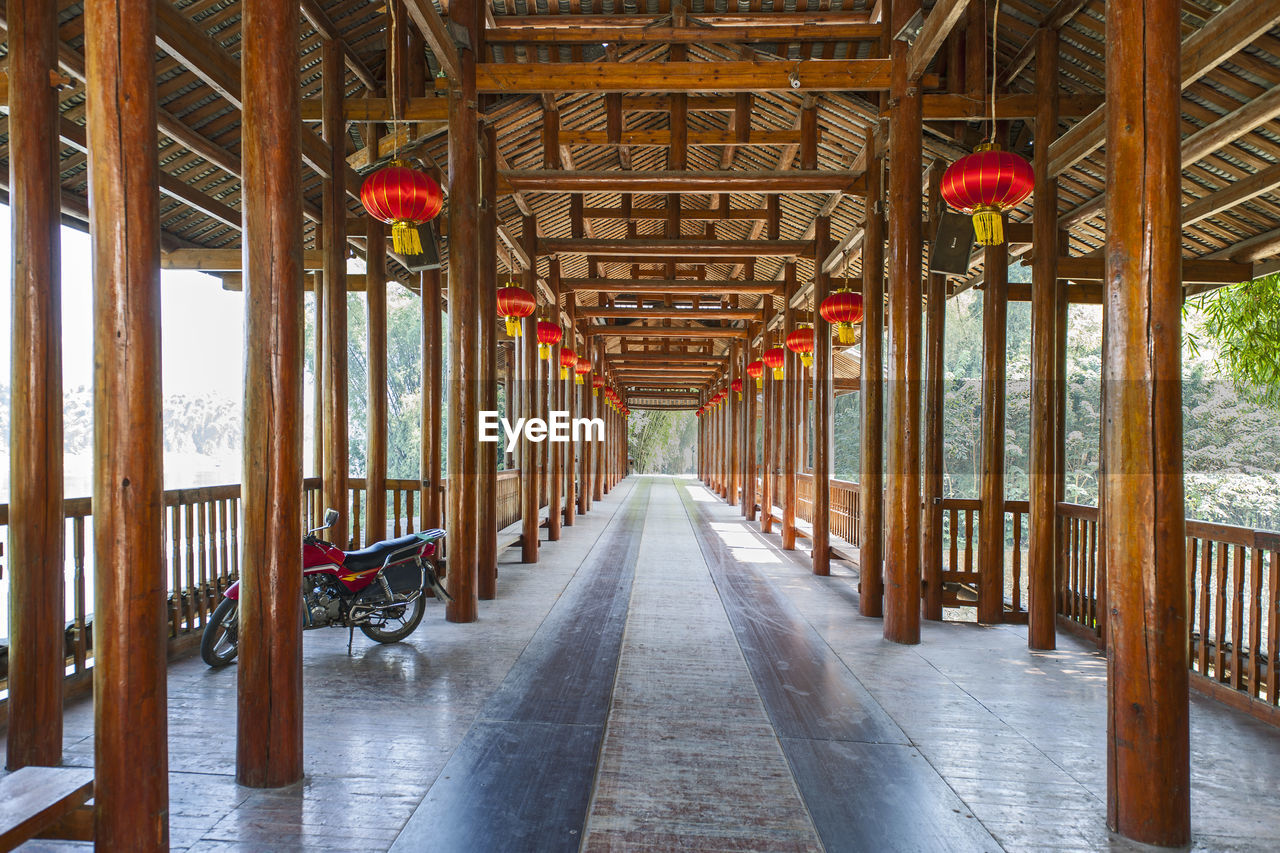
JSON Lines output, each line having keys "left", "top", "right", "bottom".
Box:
{"left": 313, "top": 274, "right": 324, "bottom": 479}
{"left": 781, "top": 262, "right": 799, "bottom": 550}
{"left": 421, "top": 269, "right": 443, "bottom": 531}
{"left": 1104, "top": 0, "right": 1189, "bottom": 842}
{"left": 578, "top": 338, "right": 592, "bottom": 516}
{"left": 365, "top": 218, "right": 388, "bottom": 545}
{"left": 812, "top": 217, "right": 834, "bottom": 576}
{"left": 1028, "top": 27, "right": 1061, "bottom": 649}
{"left": 745, "top": 346, "right": 759, "bottom": 521}
{"left": 6, "top": 0, "right": 65, "bottom": 771}
{"left": 320, "top": 41, "right": 349, "bottom": 550}
{"left": 859, "top": 110, "right": 886, "bottom": 621}
{"left": 520, "top": 215, "right": 541, "bottom": 562}
{"left": 883, "top": 0, "right": 923, "bottom": 645}
{"left": 547, "top": 286, "right": 563, "bottom": 542}
{"left": 593, "top": 342, "right": 605, "bottom": 502}
{"left": 478, "top": 123, "right": 499, "bottom": 599}
{"left": 562, "top": 266, "right": 576, "bottom": 527}
{"left": 504, "top": 340, "right": 517, "bottom": 470}
{"left": 760, "top": 302, "right": 775, "bottom": 533}
{"left": 728, "top": 344, "right": 740, "bottom": 506}
{"left": 921, "top": 166, "right": 946, "bottom": 622}
{"left": 85, "top": 0, "right": 170, "bottom": 836}
{"left": 445, "top": 0, "right": 481, "bottom": 619}
{"left": 977, "top": 240, "right": 1009, "bottom": 625}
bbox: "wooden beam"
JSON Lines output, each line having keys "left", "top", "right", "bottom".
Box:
{"left": 1181, "top": 162, "right": 1280, "bottom": 227}
{"left": 1056, "top": 256, "right": 1251, "bottom": 284}
{"left": 905, "top": 0, "right": 969, "bottom": 81}
{"left": 607, "top": 352, "right": 726, "bottom": 362}
{"left": 919, "top": 92, "right": 1101, "bottom": 120}
{"left": 579, "top": 308, "right": 760, "bottom": 320}
{"left": 590, "top": 326, "right": 748, "bottom": 339}
{"left": 564, "top": 279, "right": 783, "bottom": 294}
{"left": 581, "top": 205, "right": 769, "bottom": 220}
{"left": 473, "top": 60, "right": 937, "bottom": 93}
{"left": 299, "top": 0, "right": 378, "bottom": 91}
{"left": 540, "top": 238, "right": 813, "bottom": 258}
{"left": 557, "top": 128, "right": 818, "bottom": 147}
{"left": 504, "top": 170, "right": 864, "bottom": 194}
{"left": 485, "top": 22, "right": 882, "bottom": 44}
{"left": 299, "top": 95, "right": 450, "bottom": 122}
{"left": 162, "top": 249, "right": 326, "bottom": 270}
{"left": 1179, "top": 83, "right": 1280, "bottom": 168}
{"left": 493, "top": 11, "right": 874, "bottom": 27}
{"left": 402, "top": 0, "right": 462, "bottom": 83}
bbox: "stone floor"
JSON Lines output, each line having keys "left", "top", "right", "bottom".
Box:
{"left": 10, "top": 475, "right": 1280, "bottom": 852}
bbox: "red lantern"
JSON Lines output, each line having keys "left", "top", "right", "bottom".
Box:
{"left": 559, "top": 346, "right": 578, "bottom": 380}
{"left": 359, "top": 162, "right": 443, "bottom": 254}
{"left": 574, "top": 355, "right": 591, "bottom": 385}
{"left": 820, "top": 289, "right": 864, "bottom": 345}
{"left": 537, "top": 321, "right": 562, "bottom": 359}
{"left": 940, "top": 142, "right": 1034, "bottom": 246}
{"left": 592, "top": 375, "right": 606, "bottom": 397}
{"left": 763, "top": 347, "right": 786, "bottom": 380}
{"left": 746, "top": 360, "right": 764, "bottom": 390}
{"left": 731, "top": 378, "right": 744, "bottom": 401}
{"left": 496, "top": 285, "right": 536, "bottom": 338}
{"left": 786, "top": 325, "right": 815, "bottom": 369}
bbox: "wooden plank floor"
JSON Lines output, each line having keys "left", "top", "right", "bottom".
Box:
{"left": 6, "top": 475, "right": 1280, "bottom": 852}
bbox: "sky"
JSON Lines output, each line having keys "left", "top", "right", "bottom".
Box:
{"left": 0, "top": 204, "right": 248, "bottom": 400}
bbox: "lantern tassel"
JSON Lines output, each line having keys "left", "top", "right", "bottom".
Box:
{"left": 505, "top": 317, "right": 521, "bottom": 338}
{"left": 391, "top": 221, "right": 423, "bottom": 255}
{"left": 593, "top": 388, "right": 599, "bottom": 397}
{"left": 801, "top": 354, "right": 813, "bottom": 369}
{"left": 755, "top": 377, "right": 763, "bottom": 391}
{"left": 539, "top": 343, "right": 550, "bottom": 359}
{"left": 575, "top": 375, "right": 584, "bottom": 385}
{"left": 560, "top": 367, "right": 569, "bottom": 380}
{"left": 772, "top": 367, "right": 783, "bottom": 380}
{"left": 971, "top": 207, "right": 1004, "bottom": 246}
{"left": 838, "top": 324, "right": 857, "bottom": 345}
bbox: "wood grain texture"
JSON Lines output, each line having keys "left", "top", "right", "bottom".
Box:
{"left": 520, "top": 215, "right": 541, "bottom": 562}
{"left": 236, "top": 0, "right": 305, "bottom": 792}
{"left": 84, "top": 0, "right": 170, "bottom": 838}
{"left": 883, "top": 4, "right": 923, "bottom": 645}
{"left": 6, "top": 0, "right": 66, "bottom": 771}
{"left": 811, "top": 217, "right": 833, "bottom": 577}
{"left": 320, "top": 41, "right": 349, "bottom": 550}
{"left": 365, "top": 216, "right": 388, "bottom": 546}
{"left": 921, "top": 166, "right": 946, "bottom": 622}
{"left": 859, "top": 136, "right": 885, "bottom": 618}
{"left": 478, "top": 124, "right": 499, "bottom": 599}
{"left": 781, "top": 263, "right": 799, "bottom": 551}
{"left": 421, "top": 268, "right": 443, "bottom": 532}
{"left": 1103, "top": 0, "right": 1190, "bottom": 843}
{"left": 977, "top": 241, "right": 1008, "bottom": 625}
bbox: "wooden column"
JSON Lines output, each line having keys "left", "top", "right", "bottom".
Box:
{"left": 728, "top": 344, "right": 740, "bottom": 506}
{"left": 85, "top": 0, "right": 170, "bottom": 836}
{"left": 860, "top": 132, "right": 885, "bottom": 616}
{"left": 760, "top": 300, "right": 775, "bottom": 533}
{"left": 504, "top": 340, "right": 517, "bottom": 470}
{"left": 365, "top": 217, "right": 388, "bottom": 545}
{"left": 547, "top": 294, "right": 563, "bottom": 542}
{"left": 562, "top": 265, "right": 576, "bottom": 527}
{"left": 421, "top": 269, "right": 443, "bottom": 531}
{"left": 445, "top": 0, "right": 481, "bottom": 619}
{"left": 593, "top": 342, "right": 605, "bottom": 502}
{"left": 478, "top": 123, "right": 499, "bottom": 599}
{"left": 781, "top": 262, "right": 799, "bottom": 550}
{"left": 883, "top": 0, "right": 923, "bottom": 645}
{"left": 320, "top": 41, "right": 349, "bottom": 549}
{"left": 520, "top": 215, "right": 541, "bottom": 562}
{"left": 6, "top": 0, "right": 65, "bottom": 770}
{"left": 578, "top": 338, "right": 592, "bottom": 516}
{"left": 812, "top": 217, "right": 834, "bottom": 576}
{"left": 921, "top": 166, "right": 946, "bottom": 622}
{"left": 745, "top": 346, "right": 759, "bottom": 521}
{"left": 313, "top": 275, "right": 324, "bottom": 479}
{"left": 1104, "top": 0, "right": 1189, "bottom": 842}
{"left": 977, "top": 240, "right": 1009, "bottom": 625}
{"left": 1028, "top": 27, "right": 1061, "bottom": 649}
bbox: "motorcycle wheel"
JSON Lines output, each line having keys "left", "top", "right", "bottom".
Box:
{"left": 201, "top": 597, "right": 240, "bottom": 667}
{"left": 359, "top": 595, "right": 426, "bottom": 644}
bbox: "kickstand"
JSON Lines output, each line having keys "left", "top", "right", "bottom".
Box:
{"left": 347, "top": 625, "right": 355, "bottom": 656}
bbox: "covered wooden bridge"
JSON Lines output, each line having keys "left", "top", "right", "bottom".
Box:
{"left": 3, "top": 0, "right": 1280, "bottom": 848}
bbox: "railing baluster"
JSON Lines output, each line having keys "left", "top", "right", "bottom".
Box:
{"left": 1267, "top": 544, "right": 1278, "bottom": 706}
{"left": 1199, "top": 539, "right": 1212, "bottom": 677}
{"left": 197, "top": 500, "right": 209, "bottom": 625}
{"left": 406, "top": 489, "right": 416, "bottom": 534}
{"left": 73, "top": 516, "right": 87, "bottom": 673}
{"left": 1214, "top": 540, "right": 1229, "bottom": 681}
{"left": 1248, "top": 545, "right": 1264, "bottom": 697}
{"left": 1186, "top": 535, "right": 1199, "bottom": 666}
{"left": 393, "top": 488, "right": 402, "bottom": 538}
{"left": 1231, "top": 544, "right": 1246, "bottom": 690}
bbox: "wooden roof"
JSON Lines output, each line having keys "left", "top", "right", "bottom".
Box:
{"left": 1, "top": 0, "right": 1278, "bottom": 404}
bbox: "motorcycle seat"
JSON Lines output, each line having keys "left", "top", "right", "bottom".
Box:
{"left": 343, "top": 534, "right": 425, "bottom": 573}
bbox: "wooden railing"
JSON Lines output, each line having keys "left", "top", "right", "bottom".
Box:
{"left": 937, "top": 498, "right": 1029, "bottom": 618}
{"left": 792, "top": 473, "right": 860, "bottom": 546}
{"left": 1057, "top": 501, "right": 1280, "bottom": 717}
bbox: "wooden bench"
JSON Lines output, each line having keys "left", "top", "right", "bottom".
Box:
{"left": 0, "top": 766, "right": 94, "bottom": 851}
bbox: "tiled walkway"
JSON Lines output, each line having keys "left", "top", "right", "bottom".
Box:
{"left": 12, "top": 475, "right": 1280, "bottom": 852}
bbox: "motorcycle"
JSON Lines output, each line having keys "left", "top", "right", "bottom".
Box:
{"left": 200, "top": 509, "right": 449, "bottom": 667}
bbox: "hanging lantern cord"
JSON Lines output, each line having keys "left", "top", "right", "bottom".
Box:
{"left": 988, "top": 0, "right": 1001, "bottom": 144}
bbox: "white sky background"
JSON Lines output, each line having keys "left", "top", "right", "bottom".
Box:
{"left": 0, "top": 204, "right": 247, "bottom": 399}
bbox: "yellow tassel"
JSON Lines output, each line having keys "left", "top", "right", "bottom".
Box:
{"left": 971, "top": 208, "right": 1004, "bottom": 246}
{"left": 539, "top": 344, "right": 550, "bottom": 359}
{"left": 560, "top": 367, "right": 569, "bottom": 380}
{"left": 576, "top": 375, "right": 585, "bottom": 385}
{"left": 755, "top": 378, "right": 763, "bottom": 391}
{"left": 505, "top": 318, "right": 521, "bottom": 338}
{"left": 772, "top": 367, "right": 783, "bottom": 380}
{"left": 838, "top": 324, "right": 856, "bottom": 345}
{"left": 736, "top": 391, "right": 742, "bottom": 401}
{"left": 593, "top": 389, "right": 599, "bottom": 397}
{"left": 391, "top": 221, "right": 423, "bottom": 255}
{"left": 802, "top": 354, "right": 813, "bottom": 369}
